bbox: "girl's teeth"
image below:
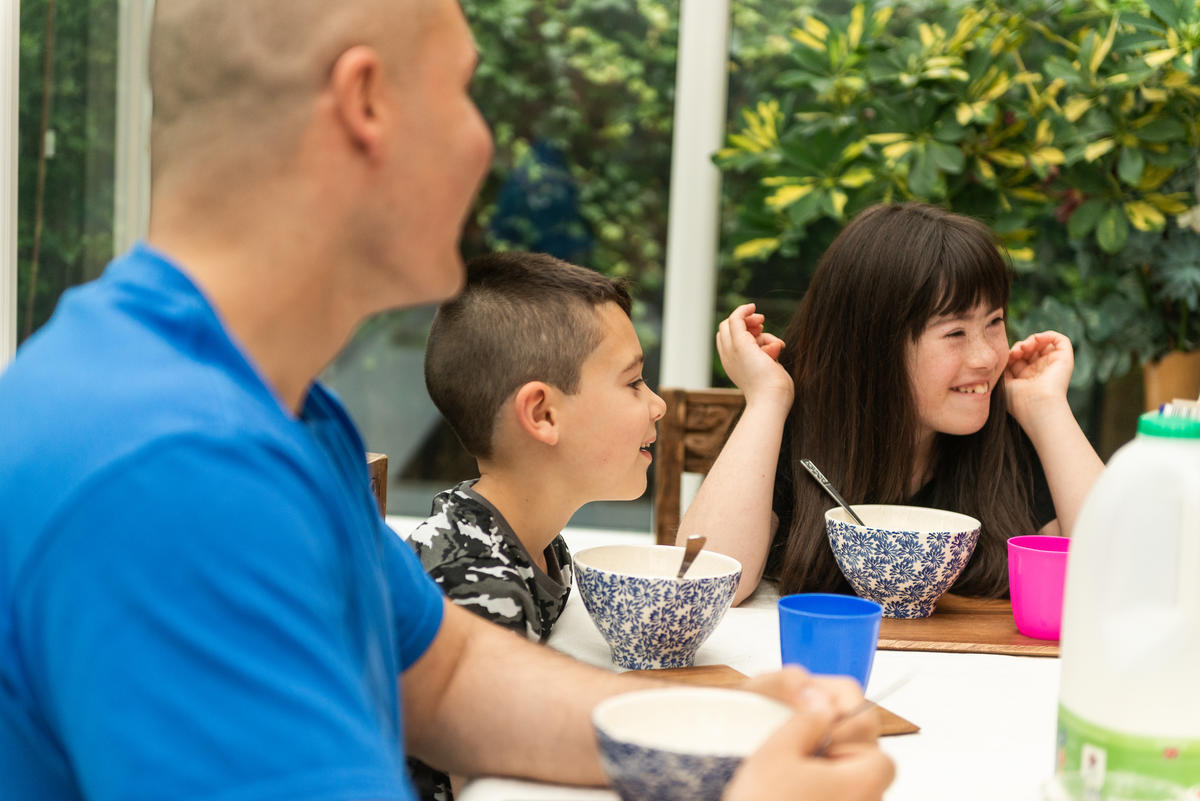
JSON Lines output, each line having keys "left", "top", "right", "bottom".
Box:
{"left": 952, "top": 384, "right": 987, "bottom": 394}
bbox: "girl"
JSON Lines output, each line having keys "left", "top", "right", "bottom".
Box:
{"left": 682, "top": 202, "right": 1104, "bottom": 605}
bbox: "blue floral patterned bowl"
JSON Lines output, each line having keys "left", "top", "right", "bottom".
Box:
{"left": 592, "top": 687, "right": 791, "bottom": 801}
{"left": 825, "top": 505, "right": 981, "bottom": 619}
{"left": 573, "top": 545, "right": 741, "bottom": 670}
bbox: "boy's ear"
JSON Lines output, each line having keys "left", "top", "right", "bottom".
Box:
{"left": 513, "top": 381, "right": 560, "bottom": 446}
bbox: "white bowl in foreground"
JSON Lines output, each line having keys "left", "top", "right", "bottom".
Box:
{"left": 592, "top": 687, "right": 791, "bottom": 801}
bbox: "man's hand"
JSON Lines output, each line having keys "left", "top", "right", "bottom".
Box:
{"left": 724, "top": 697, "right": 895, "bottom": 801}
{"left": 726, "top": 670, "right": 894, "bottom": 801}
{"left": 741, "top": 667, "right": 879, "bottom": 746}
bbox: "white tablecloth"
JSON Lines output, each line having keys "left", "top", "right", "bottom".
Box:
{"left": 405, "top": 524, "right": 1063, "bottom": 801}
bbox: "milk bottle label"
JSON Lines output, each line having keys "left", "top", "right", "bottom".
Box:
{"left": 1058, "top": 705, "right": 1200, "bottom": 788}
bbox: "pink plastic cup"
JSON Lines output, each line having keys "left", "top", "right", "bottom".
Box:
{"left": 1007, "top": 535, "right": 1070, "bottom": 640}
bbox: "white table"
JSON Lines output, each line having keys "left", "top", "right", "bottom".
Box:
{"left": 422, "top": 525, "right": 1063, "bottom": 801}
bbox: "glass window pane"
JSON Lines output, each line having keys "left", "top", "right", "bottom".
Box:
{"left": 323, "top": 1, "right": 679, "bottom": 529}
{"left": 18, "top": 1, "right": 118, "bottom": 342}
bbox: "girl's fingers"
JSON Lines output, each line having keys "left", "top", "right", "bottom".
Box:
{"left": 761, "top": 340, "right": 784, "bottom": 361}
{"left": 1019, "top": 330, "right": 1067, "bottom": 355}
{"left": 726, "top": 309, "right": 750, "bottom": 339}
{"left": 720, "top": 303, "right": 781, "bottom": 357}
{"left": 1006, "top": 355, "right": 1027, "bottom": 379}
{"left": 733, "top": 302, "right": 757, "bottom": 319}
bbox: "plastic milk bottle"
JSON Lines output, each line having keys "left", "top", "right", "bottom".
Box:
{"left": 1056, "top": 412, "right": 1200, "bottom": 790}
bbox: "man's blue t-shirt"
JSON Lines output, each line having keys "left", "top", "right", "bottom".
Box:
{"left": 0, "top": 244, "right": 445, "bottom": 800}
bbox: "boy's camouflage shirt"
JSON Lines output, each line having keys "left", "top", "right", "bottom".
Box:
{"left": 404, "top": 480, "right": 572, "bottom": 640}
{"left": 403, "top": 480, "right": 573, "bottom": 801}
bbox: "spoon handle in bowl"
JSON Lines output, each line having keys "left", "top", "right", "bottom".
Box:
{"left": 799, "top": 459, "right": 866, "bottom": 526}
{"left": 675, "top": 535, "right": 706, "bottom": 579}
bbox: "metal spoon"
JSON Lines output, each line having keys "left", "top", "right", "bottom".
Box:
{"left": 675, "top": 535, "right": 706, "bottom": 579}
{"left": 815, "top": 670, "right": 916, "bottom": 755}
{"left": 800, "top": 458, "right": 866, "bottom": 526}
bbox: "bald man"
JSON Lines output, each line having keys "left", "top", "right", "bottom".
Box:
{"left": 0, "top": 2, "right": 892, "bottom": 800}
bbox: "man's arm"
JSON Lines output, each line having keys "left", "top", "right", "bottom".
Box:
{"left": 401, "top": 602, "right": 624, "bottom": 784}
{"left": 400, "top": 603, "right": 880, "bottom": 785}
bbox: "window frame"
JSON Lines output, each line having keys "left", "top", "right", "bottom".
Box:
{"left": 2, "top": 0, "right": 152, "bottom": 369}
{"left": 2, "top": 0, "right": 18, "bottom": 366}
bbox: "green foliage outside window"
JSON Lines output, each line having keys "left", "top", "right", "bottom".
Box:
{"left": 17, "top": 1, "right": 117, "bottom": 343}
{"left": 718, "top": 0, "right": 1200, "bottom": 389}
{"left": 460, "top": 0, "right": 817, "bottom": 347}
{"left": 25, "top": 0, "right": 1198, "bottom": 401}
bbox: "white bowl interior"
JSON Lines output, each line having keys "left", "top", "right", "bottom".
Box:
{"left": 573, "top": 544, "right": 741, "bottom": 580}
{"left": 826, "top": 504, "right": 980, "bottom": 534}
{"left": 593, "top": 688, "right": 791, "bottom": 756}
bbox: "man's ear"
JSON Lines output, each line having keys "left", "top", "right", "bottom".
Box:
{"left": 328, "top": 45, "right": 387, "bottom": 158}
{"left": 513, "top": 382, "right": 560, "bottom": 446}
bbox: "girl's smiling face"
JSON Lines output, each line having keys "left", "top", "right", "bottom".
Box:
{"left": 906, "top": 303, "right": 1009, "bottom": 443}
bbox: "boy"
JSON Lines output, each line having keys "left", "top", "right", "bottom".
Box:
{"left": 405, "top": 250, "right": 666, "bottom": 798}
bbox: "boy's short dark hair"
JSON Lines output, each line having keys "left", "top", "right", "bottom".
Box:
{"left": 425, "top": 251, "right": 632, "bottom": 459}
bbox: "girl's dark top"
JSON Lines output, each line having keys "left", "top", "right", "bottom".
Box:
{"left": 768, "top": 422, "right": 1057, "bottom": 584}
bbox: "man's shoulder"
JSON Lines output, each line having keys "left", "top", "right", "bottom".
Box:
{"left": 0, "top": 359, "right": 296, "bottom": 524}
{"left": 0, "top": 319, "right": 317, "bottom": 583}
{"left": 0, "top": 250, "right": 309, "bottom": 510}
{"left": 4, "top": 273, "right": 271, "bottom": 445}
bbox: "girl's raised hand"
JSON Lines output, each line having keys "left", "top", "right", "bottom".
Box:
{"left": 716, "top": 303, "right": 793, "bottom": 406}
{"left": 1004, "top": 331, "right": 1075, "bottom": 423}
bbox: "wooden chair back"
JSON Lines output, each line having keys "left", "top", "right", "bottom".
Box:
{"left": 652, "top": 388, "right": 746, "bottom": 545}
{"left": 366, "top": 452, "right": 388, "bottom": 516}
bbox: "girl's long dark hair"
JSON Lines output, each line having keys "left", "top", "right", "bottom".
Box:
{"left": 775, "top": 202, "right": 1038, "bottom": 598}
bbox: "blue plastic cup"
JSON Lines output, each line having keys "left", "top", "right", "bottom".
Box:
{"left": 778, "top": 593, "right": 883, "bottom": 688}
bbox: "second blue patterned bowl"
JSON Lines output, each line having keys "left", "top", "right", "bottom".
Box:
{"left": 825, "top": 505, "right": 981, "bottom": 619}
{"left": 573, "top": 544, "right": 741, "bottom": 670}
{"left": 592, "top": 687, "right": 792, "bottom": 801}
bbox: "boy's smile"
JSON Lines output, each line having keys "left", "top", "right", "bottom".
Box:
{"left": 558, "top": 303, "right": 667, "bottom": 502}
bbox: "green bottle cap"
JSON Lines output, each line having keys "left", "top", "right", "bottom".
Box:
{"left": 1137, "top": 411, "right": 1200, "bottom": 438}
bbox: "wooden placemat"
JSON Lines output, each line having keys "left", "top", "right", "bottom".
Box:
{"left": 625, "top": 664, "right": 919, "bottom": 737}
{"left": 877, "top": 593, "right": 1059, "bottom": 657}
